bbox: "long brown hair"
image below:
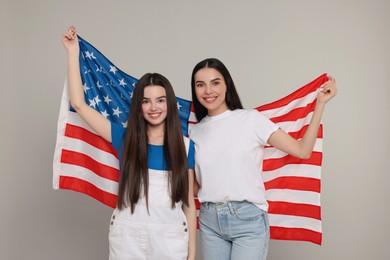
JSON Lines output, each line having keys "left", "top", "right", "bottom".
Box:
{"left": 117, "top": 73, "right": 189, "bottom": 213}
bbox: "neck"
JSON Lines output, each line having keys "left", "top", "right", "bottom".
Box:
{"left": 147, "top": 123, "right": 165, "bottom": 145}
{"left": 207, "top": 105, "right": 229, "bottom": 117}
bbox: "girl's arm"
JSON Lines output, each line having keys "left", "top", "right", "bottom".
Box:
{"left": 268, "top": 76, "right": 337, "bottom": 158}
{"left": 62, "top": 26, "right": 112, "bottom": 142}
{"left": 193, "top": 178, "right": 200, "bottom": 197}
{"left": 183, "top": 169, "right": 197, "bottom": 260}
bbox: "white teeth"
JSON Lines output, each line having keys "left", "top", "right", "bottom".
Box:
{"left": 204, "top": 97, "right": 216, "bottom": 102}
{"left": 149, "top": 113, "right": 160, "bottom": 118}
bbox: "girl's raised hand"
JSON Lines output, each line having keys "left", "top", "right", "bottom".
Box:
{"left": 62, "top": 25, "right": 79, "bottom": 53}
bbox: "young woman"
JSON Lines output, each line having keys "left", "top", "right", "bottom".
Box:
{"left": 189, "top": 58, "right": 337, "bottom": 260}
{"left": 62, "top": 26, "right": 196, "bottom": 260}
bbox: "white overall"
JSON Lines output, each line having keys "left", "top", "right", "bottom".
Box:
{"left": 108, "top": 169, "right": 189, "bottom": 260}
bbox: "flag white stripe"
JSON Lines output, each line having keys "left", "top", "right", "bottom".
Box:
{"left": 276, "top": 112, "right": 316, "bottom": 132}
{"left": 61, "top": 164, "right": 119, "bottom": 194}
{"left": 268, "top": 214, "right": 322, "bottom": 232}
{"left": 53, "top": 82, "right": 71, "bottom": 189}
{"left": 260, "top": 89, "right": 320, "bottom": 118}
{"left": 62, "top": 136, "right": 119, "bottom": 169}
{"left": 67, "top": 109, "right": 99, "bottom": 134}
{"left": 262, "top": 164, "right": 321, "bottom": 182}
{"left": 189, "top": 112, "right": 197, "bottom": 123}
{"left": 264, "top": 139, "right": 322, "bottom": 159}
{"left": 266, "top": 189, "right": 320, "bottom": 206}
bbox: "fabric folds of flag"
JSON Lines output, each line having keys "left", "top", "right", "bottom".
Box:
{"left": 53, "top": 36, "right": 191, "bottom": 208}
{"left": 257, "top": 75, "right": 327, "bottom": 245}
{"left": 53, "top": 35, "right": 327, "bottom": 245}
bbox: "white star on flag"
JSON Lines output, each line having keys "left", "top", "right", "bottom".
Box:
{"left": 119, "top": 78, "right": 127, "bottom": 87}
{"left": 101, "top": 110, "right": 109, "bottom": 119}
{"left": 89, "top": 99, "right": 97, "bottom": 108}
{"left": 104, "top": 95, "right": 112, "bottom": 104}
{"left": 96, "top": 81, "right": 103, "bottom": 89}
{"left": 85, "top": 51, "right": 96, "bottom": 59}
{"left": 109, "top": 65, "right": 118, "bottom": 74}
{"left": 94, "top": 95, "right": 102, "bottom": 105}
{"left": 83, "top": 83, "right": 90, "bottom": 93}
{"left": 112, "top": 107, "right": 122, "bottom": 117}
{"left": 95, "top": 65, "right": 103, "bottom": 73}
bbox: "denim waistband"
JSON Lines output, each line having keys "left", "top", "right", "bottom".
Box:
{"left": 201, "top": 201, "right": 258, "bottom": 214}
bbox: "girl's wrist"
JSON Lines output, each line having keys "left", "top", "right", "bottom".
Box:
{"left": 67, "top": 48, "right": 79, "bottom": 56}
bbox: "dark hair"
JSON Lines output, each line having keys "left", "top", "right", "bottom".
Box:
{"left": 191, "top": 58, "right": 243, "bottom": 121}
{"left": 117, "top": 73, "right": 189, "bottom": 213}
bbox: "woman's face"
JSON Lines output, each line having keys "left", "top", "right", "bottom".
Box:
{"left": 194, "top": 68, "right": 228, "bottom": 117}
{"left": 142, "top": 85, "right": 168, "bottom": 127}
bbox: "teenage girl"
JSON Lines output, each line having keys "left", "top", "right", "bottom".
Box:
{"left": 62, "top": 26, "right": 196, "bottom": 260}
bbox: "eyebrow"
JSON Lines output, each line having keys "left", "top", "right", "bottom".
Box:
{"left": 195, "top": 78, "right": 222, "bottom": 84}
{"left": 143, "top": 95, "right": 167, "bottom": 100}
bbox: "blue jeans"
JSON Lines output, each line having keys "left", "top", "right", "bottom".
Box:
{"left": 199, "top": 201, "right": 270, "bottom": 260}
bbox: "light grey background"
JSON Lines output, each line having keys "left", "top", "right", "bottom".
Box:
{"left": 1, "top": 0, "right": 389, "bottom": 259}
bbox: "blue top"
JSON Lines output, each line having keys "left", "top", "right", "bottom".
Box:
{"left": 111, "top": 122, "right": 195, "bottom": 170}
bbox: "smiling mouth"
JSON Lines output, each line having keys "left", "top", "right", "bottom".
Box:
{"left": 203, "top": 96, "right": 217, "bottom": 103}
{"left": 148, "top": 113, "right": 161, "bottom": 119}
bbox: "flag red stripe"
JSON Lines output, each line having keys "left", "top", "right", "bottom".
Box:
{"left": 59, "top": 176, "right": 117, "bottom": 208}
{"left": 289, "top": 124, "right": 323, "bottom": 140}
{"left": 269, "top": 100, "right": 316, "bottom": 123}
{"left": 268, "top": 201, "right": 321, "bottom": 220}
{"left": 264, "top": 176, "right": 321, "bottom": 193}
{"left": 257, "top": 74, "right": 328, "bottom": 111}
{"left": 65, "top": 123, "right": 118, "bottom": 157}
{"left": 61, "top": 149, "right": 119, "bottom": 181}
{"left": 270, "top": 226, "right": 322, "bottom": 245}
{"left": 195, "top": 198, "right": 201, "bottom": 209}
{"left": 263, "top": 151, "right": 322, "bottom": 171}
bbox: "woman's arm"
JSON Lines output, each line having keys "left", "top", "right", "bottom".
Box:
{"left": 268, "top": 76, "right": 337, "bottom": 158}
{"left": 183, "top": 169, "right": 197, "bottom": 260}
{"left": 62, "top": 26, "right": 112, "bottom": 142}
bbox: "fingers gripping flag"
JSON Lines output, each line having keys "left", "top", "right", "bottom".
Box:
{"left": 53, "top": 36, "right": 328, "bottom": 245}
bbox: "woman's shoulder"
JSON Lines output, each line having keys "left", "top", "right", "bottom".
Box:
{"left": 229, "top": 108, "right": 264, "bottom": 120}
{"left": 238, "top": 108, "right": 267, "bottom": 118}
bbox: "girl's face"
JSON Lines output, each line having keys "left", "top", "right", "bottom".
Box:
{"left": 194, "top": 68, "right": 228, "bottom": 116}
{"left": 142, "top": 86, "right": 168, "bottom": 128}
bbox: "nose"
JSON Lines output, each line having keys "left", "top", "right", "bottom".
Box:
{"left": 150, "top": 101, "right": 157, "bottom": 110}
{"left": 205, "top": 84, "right": 212, "bottom": 94}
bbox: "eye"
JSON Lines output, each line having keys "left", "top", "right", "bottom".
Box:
{"left": 212, "top": 81, "right": 220, "bottom": 86}
{"left": 196, "top": 83, "right": 204, "bottom": 88}
{"left": 157, "top": 98, "right": 166, "bottom": 103}
{"left": 142, "top": 100, "right": 150, "bottom": 104}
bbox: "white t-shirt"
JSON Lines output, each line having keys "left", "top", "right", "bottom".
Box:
{"left": 190, "top": 109, "right": 279, "bottom": 211}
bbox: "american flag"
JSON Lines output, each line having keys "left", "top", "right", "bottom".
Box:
{"left": 53, "top": 36, "right": 327, "bottom": 245}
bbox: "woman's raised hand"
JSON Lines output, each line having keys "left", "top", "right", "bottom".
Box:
{"left": 317, "top": 75, "right": 337, "bottom": 105}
